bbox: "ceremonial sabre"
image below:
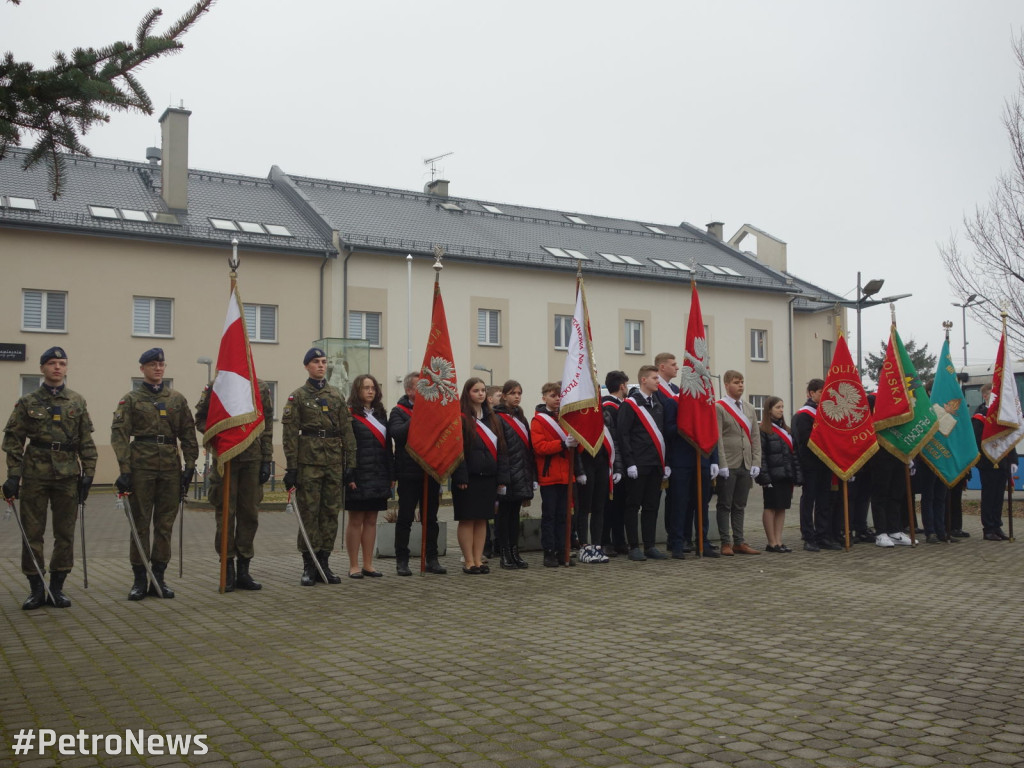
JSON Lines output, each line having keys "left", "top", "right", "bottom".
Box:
{"left": 119, "top": 493, "right": 164, "bottom": 598}
{"left": 5, "top": 498, "right": 57, "bottom": 606}
{"left": 289, "top": 490, "right": 328, "bottom": 583}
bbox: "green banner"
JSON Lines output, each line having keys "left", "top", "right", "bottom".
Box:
{"left": 876, "top": 326, "right": 939, "bottom": 461}
{"left": 919, "top": 338, "right": 980, "bottom": 487}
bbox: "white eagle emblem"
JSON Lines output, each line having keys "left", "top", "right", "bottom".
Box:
{"left": 417, "top": 356, "right": 459, "bottom": 405}
{"left": 821, "top": 382, "right": 868, "bottom": 427}
{"left": 680, "top": 336, "right": 715, "bottom": 404}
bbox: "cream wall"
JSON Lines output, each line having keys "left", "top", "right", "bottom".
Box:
{"left": 1, "top": 230, "right": 326, "bottom": 481}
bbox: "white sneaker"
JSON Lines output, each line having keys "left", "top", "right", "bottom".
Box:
{"left": 875, "top": 533, "right": 896, "bottom": 548}
{"left": 594, "top": 546, "right": 610, "bottom": 563}
{"left": 891, "top": 532, "right": 914, "bottom": 546}
{"left": 578, "top": 545, "right": 595, "bottom": 563}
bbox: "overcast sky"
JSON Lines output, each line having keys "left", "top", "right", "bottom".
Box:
{"left": 6, "top": 0, "right": 1023, "bottom": 370}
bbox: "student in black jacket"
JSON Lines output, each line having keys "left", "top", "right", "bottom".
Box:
{"left": 493, "top": 379, "right": 536, "bottom": 569}
{"left": 757, "top": 397, "right": 801, "bottom": 552}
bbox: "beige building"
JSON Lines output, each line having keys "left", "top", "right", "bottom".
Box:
{"left": 0, "top": 110, "right": 846, "bottom": 483}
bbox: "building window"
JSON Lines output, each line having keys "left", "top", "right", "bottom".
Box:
{"left": 244, "top": 304, "right": 278, "bottom": 343}
{"left": 624, "top": 319, "right": 644, "bottom": 354}
{"left": 554, "top": 314, "right": 573, "bottom": 350}
{"left": 750, "top": 329, "right": 767, "bottom": 361}
{"left": 20, "top": 375, "right": 42, "bottom": 396}
{"left": 822, "top": 339, "right": 833, "bottom": 377}
{"left": 478, "top": 309, "right": 500, "bottom": 346}
{"left": 133, "top": 297, "right": 173, "bottom": 337}
{"left": 749, "top": 394, "right": 767, "bottom": 424}
{"left": 348, "top": 311, "right": 382, "bottom": 348}
{"left": 22, "top": 290, "right": 67, "bottom": 332}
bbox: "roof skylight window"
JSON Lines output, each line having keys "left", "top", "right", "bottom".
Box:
{"left": 263, "top": 224, "right": 292, "bottom": 237}
{"left": 702, "top": 264, "right": 726, "bottom": 275}
{"left": 564, "top": 249, "right": 589, "bottom": 260}
{"left": 151, "top": 212, "right": 180, "bottom": 225}
{"left": 120, "top": 209, "right": 149, "bottom": 222}
{"left": 653, "top": 259, "right": 681, "bottom": 270}
{"left": 599, "top": 253, "right": 624, "bottom": 264}
{"left": 236, "top": 221, "right": 266, "bottom": 234}
{"left": 210, "top": 218, "right": 239, "bottom": 231}
{"left": 481, "top": 204, "right": 503, "bottom": 214}
{"left": 440, "top": 202, "right": 462, "bottom": 212}
{"left": 543, "top": 246, "right": 571, "bottom": 258}
{"left": 7, "top": 196, "right": 38, "bottom": 211}
{"left": 644, "top": 224, "right": 666, "bottom": 234}
{"left": 89, "top": 206, "right": 119, "bottom": 219}
{"left": 720, "top": 266, "right": 741, "bottom": 276}
{"left": 565, "top": 215, "right": 587, "bottom": 225}
{"left": 669, "top": 261, "right": 691, "bottom": 271}
{"left": 619, "top": 255, "right": 642, "bottom": 266}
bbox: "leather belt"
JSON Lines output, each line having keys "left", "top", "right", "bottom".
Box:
{"left": 132, "top": 435, "right": 174, "bottom": 444}
{"left": 30, "top": 439, "right": 76, "bottom": 452}
{"left": 299, "top": 429, "right": 342, "bottom": 438}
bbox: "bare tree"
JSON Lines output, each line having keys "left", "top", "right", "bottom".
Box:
{"left": 940, "top": 32, "right": 1024, "bottom": 354}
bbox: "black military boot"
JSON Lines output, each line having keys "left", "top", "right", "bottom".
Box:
{"left": 543, "top": 550, "right": 560, "bottom": 568}
{"left": 128, "top": 565, "right": 148, "bottom": 600}
{"left": 235, "top": 558, "right": 262, "bottom": 590}
{"left": 424, "top": 557, "right": 447, "bottom": 574}
{"left": 511, "top": 547, "right": 529, "bottom": 569}
{"left": 223, "top": 558, "right": 236, "bottom": 592}
{"left": 395, "top": 557, "right": 412, "bottom": 577}
{"left": 317, "top": 551, "right": 342, "bottom": 584}
{"left": 22, "top": 574, "right": 46, "bottom": 610}
{"left": 300, "top": 552, "right": 316, "bottom": 586}
{"left": 148, "top": 561, "right": 175, "bottom": 598}
{"left": 499, "top": 547, "right": 517, "bottom": 570}
{"left": 48, "top": 571, "right": 71, "bottom": 608}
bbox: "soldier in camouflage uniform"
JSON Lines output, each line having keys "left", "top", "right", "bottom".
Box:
{"left": 282, "top": 348, "right": 357, "bottom": 586}
{"left": 111, "top": 348, "right": 199, "bottom": 600}
{"left": 3, "top": 347, "right": 98, "bottom": 610}
{"left": 195, "top": 379, "right": 274, "bottom": 591}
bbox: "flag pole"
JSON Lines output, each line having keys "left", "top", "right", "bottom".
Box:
{"left": 219, "top": 460, "right": 231, "bottom": 592}
{"left": 904, "top": 465, "right": 916, "bottom": 545}
{"left": 420, "top": 472, "right": 428, "bottom": 573}
{"left": 565, "top": 469, "right": 574, "bottom": 565}
{"left": 842, "top": 480, "right": 851, "bottom": 550}
{"left": 696, "top": 451, "right": 704, "bottom": 556}
{"left": 1000, "top": 309, "right": 1016, "bottom": 543}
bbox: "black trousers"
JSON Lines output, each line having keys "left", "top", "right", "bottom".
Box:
{"left": 979, "top": 465, "right": 1009, "bottom": 533}
{"left": 495, "top": 496, "right": 524, "bottom": 549}
{"left": 871, "top": 451, "right": 907, "bottom": 535}
{"left": 577, "top": 452, "right": 609, "bottom": 545}
{"left": 801, "top": 463, "right": 833, "bottom": 543}
{"left": 394, "top": 475, "right": 441, "bottom": 559}
{"left": 624, "top": 466, "right": 662, "bottom": 549}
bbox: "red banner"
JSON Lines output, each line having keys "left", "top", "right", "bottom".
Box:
{"left": 809, "top": 335, "right": 878, "bottom": 480}
{"left": 872, "top": 325, "right": 913, "bottom": 430}
{"left": 676, "top": 281, "right": 718, "bottom": 455}
{"left": 407, "top": 278, "right": 464, "bottom": 483}
{"left": 981, "top": 328, "right": 1024, "bottom": 464}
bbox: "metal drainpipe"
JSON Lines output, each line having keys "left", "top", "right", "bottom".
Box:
{"left": 319, "top": 252, "right": 330, "bottom": 340}
{"left": 788, "top": 295, "right": 797, "bottom": 413}
{"left": 341, "top": 246, "right": 353, "bottom": 338}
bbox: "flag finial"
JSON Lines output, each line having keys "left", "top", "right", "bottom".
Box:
{"left": 890, "top": 302, "right": 896, "bottom": 324}
{"left": 432, "top": 245, "right": 445, "bottom": 273}
{"left": 942, "top": 320, "right": 953, "bottom": 341}
{"left": 229, "top": 237, "right": 240, "bottom": 278}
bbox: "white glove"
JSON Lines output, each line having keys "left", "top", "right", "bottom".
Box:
{"left": 663, "top": 467, "right": 672, "bottom": 480}
{"left": 909, "top": 462, "right": 917, "bottom": 476}
{"left": 612, "top": 473, "right": 622, "bottom": 484}
{"left": 627, "top": 465, "right": 638, "bottom": 479}
{"left": 750, "top": 466, "right": 760, "bottom": 479}
{"left": 576, "top": 474, "right": 587, "bottom": 486}
{"left": 718, "top": 466, "right": 730, "bottom": 480}
{"left": 565, "top": 435, "right": 578, "bottom": 448}
{"left": 710, "top": 464, "right": 720, "bottom": 480}
{"left": 497, "top": 485, "right": 507, "bottom": 496}
{"left": 533, "top": 481, "right": 540, "bottom": 492}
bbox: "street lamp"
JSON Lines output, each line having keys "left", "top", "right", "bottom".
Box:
{"left": 473, "top": 364, "right": 493, "bottom": 385}
{"left": 836, "top": 273, "right": 911, "bottom": 373}
{"left": 952, "top": 294, "right": 984, "bottom": 367}
{"left": 197, "top": 356, "right": 213, "bottom": 384}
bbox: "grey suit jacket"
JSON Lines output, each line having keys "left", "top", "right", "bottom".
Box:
{"left": 716, "top": 399, "right": 762, "bottom": 470}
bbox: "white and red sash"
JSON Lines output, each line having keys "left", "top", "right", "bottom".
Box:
{"left": 772, "top": 424, "right": 794, "bottom": 452}
{"left": 795, "top": 404, "right": 816, "bottom": 418}
{"left": 351, "top": 408, "right": 387, "bottom": 448}
{"left": 534, "top": 411, "right": 569, "bottom": 443}
{"left": 625, "top": 397, "right": 665, "bottom": 470}
{"left": 474, "top": 418, "right": 498, "bottom": 461}
{"left": 657, "top": 378, "right": 677, "bottom": 402}
{"left": 718, "top": 399, "right": 752, "bottom": 443}
{"left": 603, "top": 425, "right": 617, "bottom": 491}
{"left": 499, "top": 412, "right": 530, "bottom": 448}
{"left": 395, "top": 402, "right": 412, "bottom": 418}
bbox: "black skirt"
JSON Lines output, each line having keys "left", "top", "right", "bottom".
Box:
{"left": 345, "top": 496, "right": 387, "bottom": 512}
{"left": 452, "top": 475, "right": 498, "bottom": 521}
{"left": 762, "top": 482, "right": 794, "bottom": 510}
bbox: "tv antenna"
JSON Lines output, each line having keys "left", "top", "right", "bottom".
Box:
{"left": 424, "top": 152, "right": 453, "bottom": 181}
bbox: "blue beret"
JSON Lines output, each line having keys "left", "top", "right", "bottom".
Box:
{"left": 40, "top": 346, "right": 67, "bottom": 365}
{"left": 304, "top": 348, "right": 326, "bottom": 365}
{"left": 139, "top": 348, "right": 165, "bottom": 364}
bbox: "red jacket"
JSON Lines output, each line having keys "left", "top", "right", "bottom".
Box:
{"left": 531, "top": 408, "right": 573, "bottom": 486}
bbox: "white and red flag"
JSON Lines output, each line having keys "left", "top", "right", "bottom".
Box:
{"left": 407, "top": 273, "right": 464, "bottom": 483}
{"left": 981, "top": 326, "right": 1024, "bottom": 465}
{"left": 559, "top": 271, "right": 604, "bottom": 456}
{"left": 677, "top": 280, "right": 718, "bottom": 455}
{"left": 203, "top": 282, "right": 264, "bottom": 469}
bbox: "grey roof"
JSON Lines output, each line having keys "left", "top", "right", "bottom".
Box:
{"left": 0, "top": 149, "right": 332, "bottom": 254}
{"left": 0, "top": 146, "right": 844, "bottom": 307}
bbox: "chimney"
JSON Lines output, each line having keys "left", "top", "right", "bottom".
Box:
{"left": 159, "top": 106, "right": 191, "bottom": 211}
{"left": 706, "top": 221, "right": 724, "bottom": 240}
{"left": 424, "top": 179, "right": 449, "bottom": 198}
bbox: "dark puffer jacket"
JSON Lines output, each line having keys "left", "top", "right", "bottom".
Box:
{"left": 452, "top": 409, "right": 513, "bottom": 487}
{"left": 348, "top": 406, "right": 394, "bottom": 502}
{"left": 493, "top": 403, "right": 535, "bottom": 500}
{"left": 758, "top": 422, "right": 802, "bottom": 486}
{"left": 388, "top": 395, "right": 421, "bottom": 480}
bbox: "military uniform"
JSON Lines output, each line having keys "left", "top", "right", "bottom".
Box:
{"left": 2, "top": 347, "right": 97, "bottom": 609}
{"left": 195, "top": 380, "right": 274, "bottom": 589}
{"left": 282, "top": 354, "right": 357, "bottom": 585}
{"left": 111, "top": 349, "right": 199, "bottom": 598}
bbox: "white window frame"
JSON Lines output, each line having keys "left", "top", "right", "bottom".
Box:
{"left": 750, "top": 329, "right": 768, "bottom": 361}
{"left": 243, "top": 303, "right": 278, "bottom": 343}
{"left": 20, "top": 374, "right": 42, "bottom": 397}
{"left": 477, "top": 309, "right": 500, "bottom": 347}
{"left": 133, "top": 296, "right": 174, "bottom": 338}
{"left": 554, "top": 314, "right": 573, "bottom": 351}
{"left": 348, "top": 310, "right": 382, "bottom": 348}
{"left": 624, "top": 319, "right": 644, "bottom": 355}
{"left": 749, "top": 394, "right": 767, "bottom": 424}
{"left": 22, "top": 290, "right": 67, "bottom": 333}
